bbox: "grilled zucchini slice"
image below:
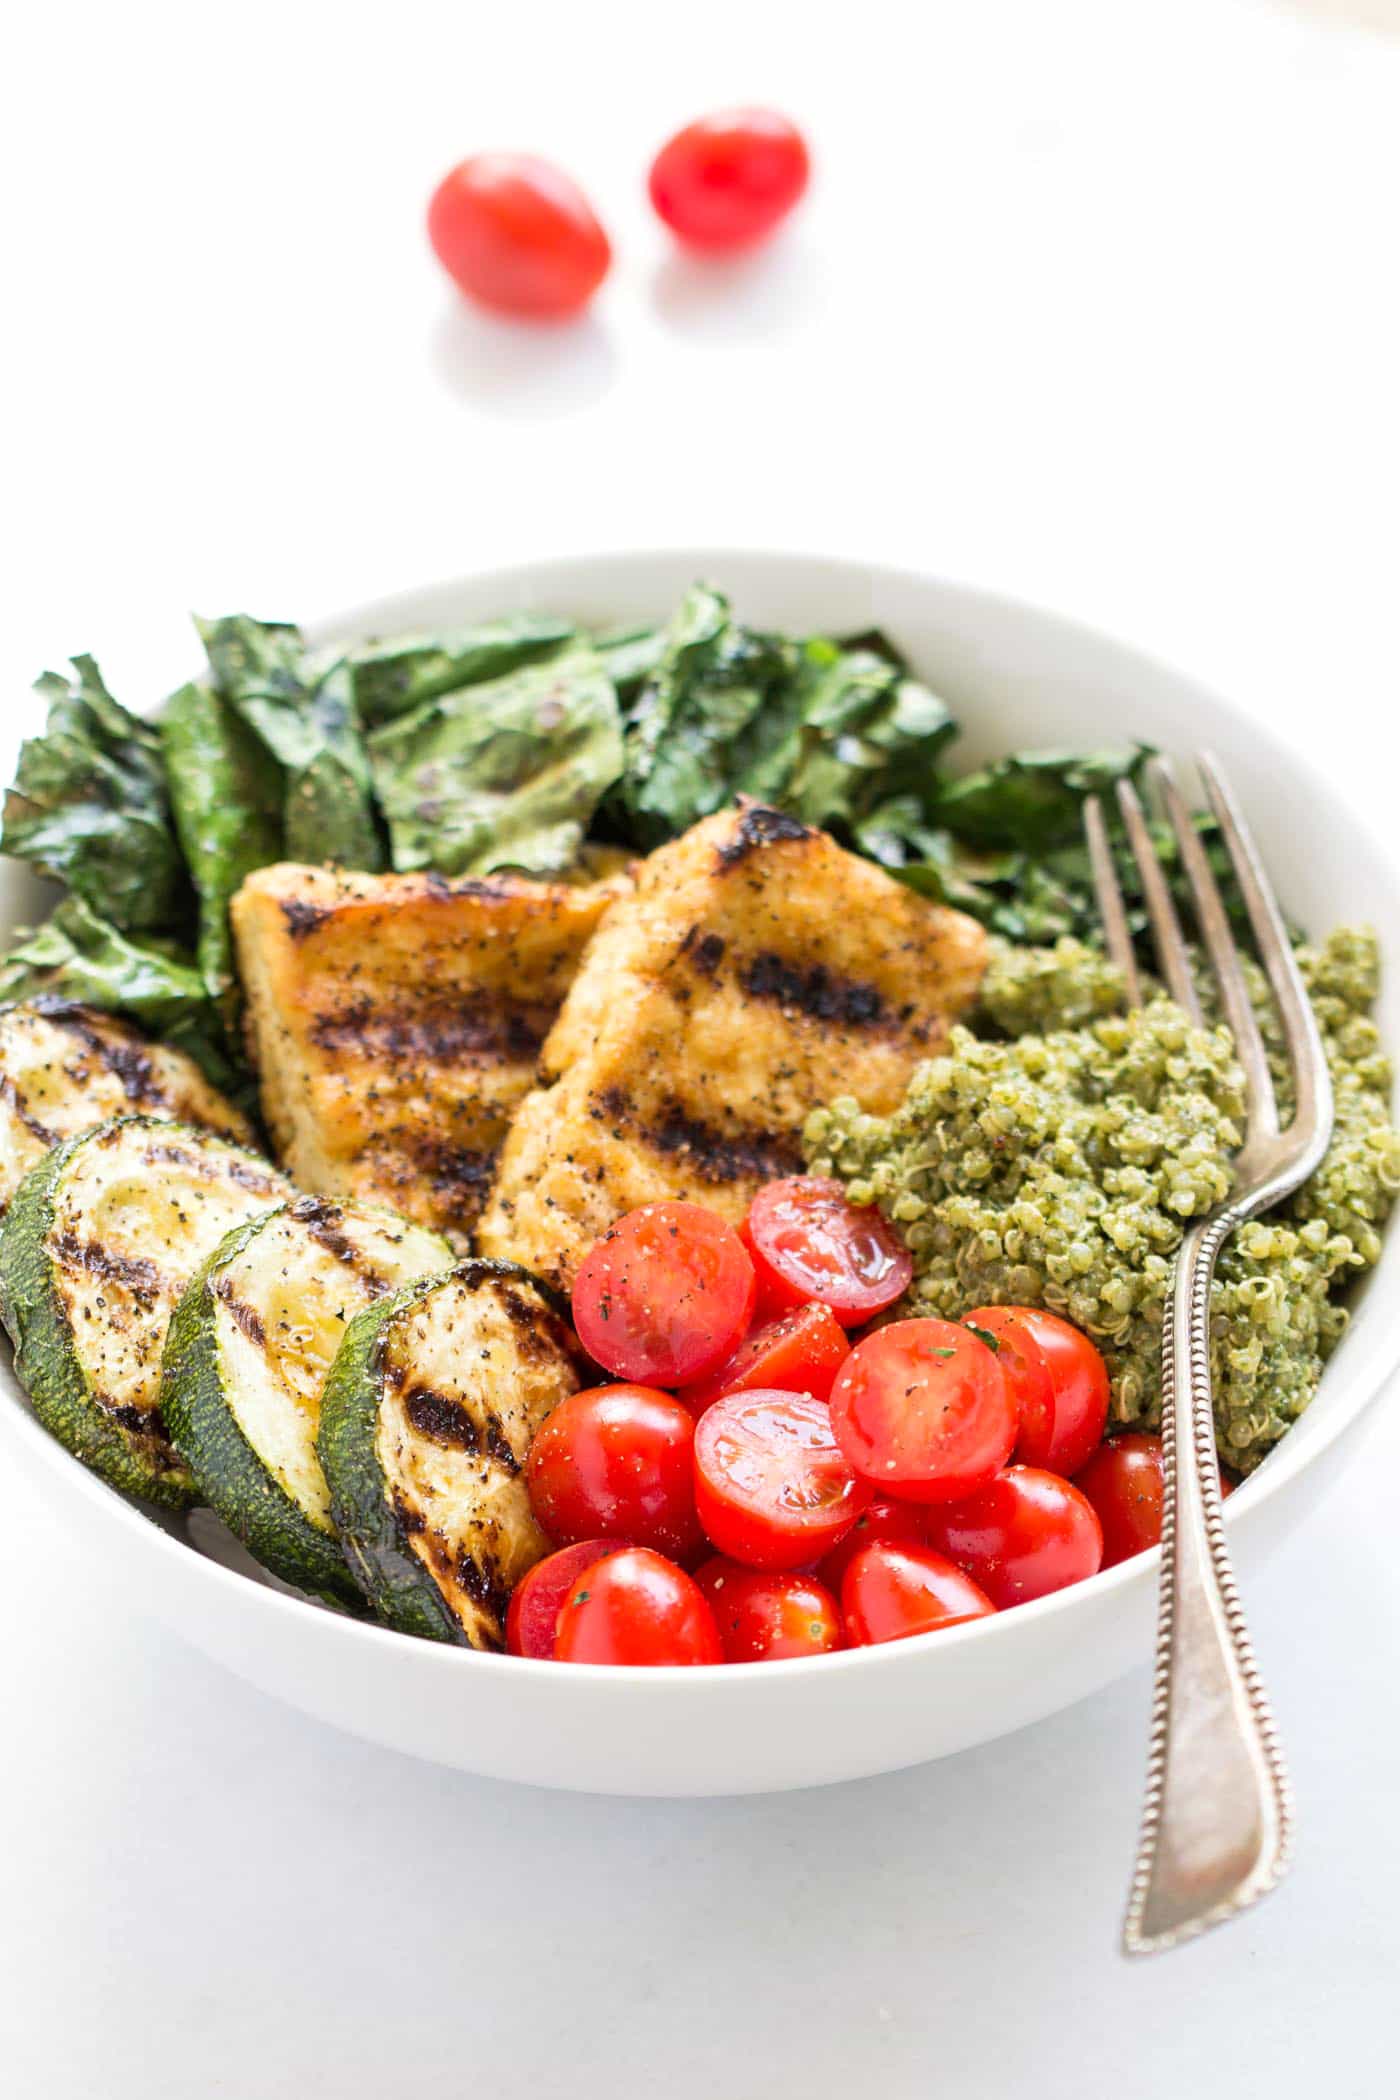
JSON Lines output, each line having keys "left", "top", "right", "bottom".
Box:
{"left": 0, "top": 1116, "right": 289, "bottom": 1505}
{"left": 318, "top": 1259, "right": 586, "bottom": 1646}
{"left": 162, "top": 1197, "right": 453, "bottom": 1606}
{"left": 0, "top": 998, "right": 254, "bottom": 1216}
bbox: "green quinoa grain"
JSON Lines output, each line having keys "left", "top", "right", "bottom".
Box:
{"left": 804, "top": 927, "right": 1400, "bottom": 1472}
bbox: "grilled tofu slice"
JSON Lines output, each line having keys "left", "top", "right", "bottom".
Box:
{"left": 318, "top": 1260, "right": 586, "bottom": 1647}
{"left": 230, "top": 858, "right": 629, "bottom": 1245}
{"left": 0, "top": 999, "right": 254, "bottom": 1215}
{"left": 478, "top": 803, "right": 988, "bottom": 1290}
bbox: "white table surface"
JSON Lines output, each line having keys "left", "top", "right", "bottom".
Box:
{"left": 4, "top": 1, "right": 1399, "bottom": 2091}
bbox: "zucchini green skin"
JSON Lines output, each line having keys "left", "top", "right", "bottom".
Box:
{"left": 318, "top": 1257, "right": 571, "bottom": 1645}
{"left": 317, "top": 1271, "right": 464, "bottom": 1643}
{"left": 0, "top": 1131, "right": 196, "bottom": 1507}
{"left": 161, "top": 1208, "right": 367, "bottom": 1612}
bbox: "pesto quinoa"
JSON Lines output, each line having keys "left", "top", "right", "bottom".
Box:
{"left": 804, "top": 927, "right": 1400, "bottom": 1472}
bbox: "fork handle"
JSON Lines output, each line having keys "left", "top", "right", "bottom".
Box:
{"left": 1122, "top": 1213, "right": 1294, "bottom": 1955}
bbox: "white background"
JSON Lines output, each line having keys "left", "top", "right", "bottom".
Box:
{"left": 3, "top": 1, "right": 1399, "bottom": 2093}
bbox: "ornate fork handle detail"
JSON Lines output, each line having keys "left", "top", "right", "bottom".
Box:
{"left": 1123, "top": 1208, "right": 1294, "bottom": 1954}
{"left": 1091, "top": 754, "right": 1332, "bottom": 1956}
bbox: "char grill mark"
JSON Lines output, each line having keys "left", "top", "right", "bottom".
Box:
{"left": 402, "top": 1384, "right": 521, "bottom": 1473}
{"left": 213, "top": 1273, "right": 269, "bottom": 1349}
{"left": 309, "top": 996, "right": 553, "bottom": 1068}
{"left": 104, "top": 1400, "right": 174, "bottom": 1443}
{"left": 455, "top": 1548, "right": 510, "bottom": 1641}
{"left": 400, "top": 1134, "right": 500, "bottom": 1211}
{"left": 289, "top": 1196, "right": 391, "bottom": 1291}
{"left": 738, "top": 952, "right": 890, "bottom": 1028}
{"left": 279, "top": 898, "right": 335, "bottom": 940}
{"left": 51, "top": 1229, "right": 167, "bottom": 1302}
{"left": 596, "top": 1086, "right": 802, "bottom": 1185}
{"left": 138, "top": 1139, "right": 282, "bottom": 1201}
{"left": 495, "top": 1282, "right": 585, "bottom": 1371}
{"left": 392, "top": 1491, "right": 426, "bottom": 1537}
{"left": 59, "top": 1011, "right": 158, "bottom": 1104}
{"left": 419, "top": 871, "right": 514, "bottom": 902}
{"left": 678, "top": 927, "right": 726, "bottom": 976}
{"left": 1, "top": 1072, "right": 58, "bottom": 1146}
{"left": 715, "top": 802, "right": 812, "bottom": 867}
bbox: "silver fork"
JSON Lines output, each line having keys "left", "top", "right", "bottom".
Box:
{"left": 1083, "top": 753, "right": 1334, "bottom": 1956}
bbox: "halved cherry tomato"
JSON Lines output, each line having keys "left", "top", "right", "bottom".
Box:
{"left": 922, "top": 1465, "right": 1103, "bottom": 1608}
{"left": 743, "top": 1178, "right": 913, "bottom": 1326}
{"left": 506, "top": 1541, "right": 618, "bottom": 1659}
{"left": 554, "top": 1548, "right": 721, "bottom": 1666}
{"left": 816, "top": 1495, "right": 930, "bottom": 1592}
{"left": 572, "top": 1202, "right": 755, "bottom": 1387}
{"left": 963, "top": 1305, "right": 1110, "bottom": 1479}
{"left": 526, "top": 1385, "right": 702, "bottom": 1559}
{"left": 694, "top": 1558, "right": 843, "bottom": 1661}
{"left": 1074, "top": 1432, "right": 1235, "bottom": 1570}
{"left": 738, "top": 1218, "right": 804, "bottom": 1319}
{"left": 678, "top": 1302, "right": 850, "bottom": 1415}
{"left": 648, "top": 109, "right": 810, "bottom": 250}
{"left": 842, "top": 1542, "right": 996, "bottom": 1646}
{"left": 829, "top": 1318, "right": 1017, "bottom": 1502}
{"left": 427, "top": 153, "right": 611, "bottom": 319}
{"left": 693, "top": 1390, "right": 871, "bottom": 1570}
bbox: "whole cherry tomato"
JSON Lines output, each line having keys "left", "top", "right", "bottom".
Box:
{"left": 427, "top": 153, "right": 611, "bottom": 319}
{"left": 506, "top": 1541, "right": 618, "bottom": 1659}
{"left": 648, "top": 108, "right": 810, "bottom": 250}
{"left": 554, "top": 1547, "right": 721, "bottom": 1666}
{"left": 678, "top": 1301, "right": 851, "bottom": 1414}
{"left": 693, "top": 1389, "right": 871, "bottom": 1570}
{"left": 742, "top": 1178, "right": 912, "bottom": 1325}
{"left": 842, "top": 1542, "right": 996, "bottom": 1647}
{"left": 816, "top": 1494, "right": 930, "bottom": 1592}
{"left": 963, "top": 1305, "right": 1110, "bottom": 1479}
{"left": 526, "top": 1385, "right": 702, "bottom": 1559}
{"left": 693, "top": 1558, "right": 843, "bottom": 1661}
{"left": 829, "top": 1318, "right": 1017, "bottom": 1502}
{"left": 572, "top": 1202, "right": 755, "bottom": 1387}
{"left": 1074, "top": 1432, "right": 1235, "bottom": 1569}
{"left": 922, "top": 1465, "right": 1103, "bottom": 1608}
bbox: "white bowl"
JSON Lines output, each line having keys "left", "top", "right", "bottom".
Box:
{"left": 3, "top": 548, "right": 1397, "bottom": 1796}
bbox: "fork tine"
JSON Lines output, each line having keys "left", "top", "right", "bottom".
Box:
{"left": 1145, "top": 757, "right": 1277, "bottom": 1134}
{"left": 1115, "top": 779, "right": 1203, "bottom": 1022}
{"left": 1196, "top": 754, "right": 1333, "bottom": 1160}
{"left": 1083, "top": 796, "right": 1142, "bottom": 1008}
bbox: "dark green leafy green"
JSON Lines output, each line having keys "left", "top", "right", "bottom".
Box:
{"left": 931, "top": 746, "right": 1153, "bottom": 854}
{"left": 0, "top": 898, "right": 250, "bottom": 1104}
{"left": 859, "top": 744, "right": 1251, "bottom": 952}
{"left": 742, "top": 638, "right": 957, "bottom": 831}
{"left": 1024, "top": 808, "right": 1256, "bottom": 949}
{"left": 615, "top": 586, "right": 795, "bottom": 847}
{"left": 594, "top": 623, "right": 667, "bottom": 706}
{"left": 1, "top": 657, "right": 188, "bottom": 933}
{"left": 834, "top": 628, "right": 910, "bottom": 669}
{"left": 877, "top": 746, "right": 1156, "bottom": 942}
{"left": 341, "top": 614, "right": 578, "bottom": 727}
{"left": 160, "top": 682, "right": 284, "bottom": 1020}
{"left": 882, "top": 835, "right": 1120, "bottom": 944}
{"left": 367, "top": 641, "right": 625, "bottom": 877}
{"left": 612, "top": 586, "right": 956, "bottom": 852}
{"left": 198, "top": 616, "right": 382, "bottom": 870}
